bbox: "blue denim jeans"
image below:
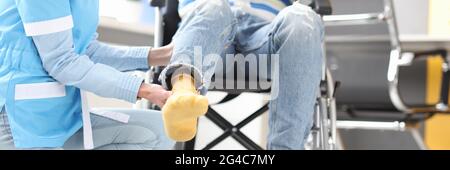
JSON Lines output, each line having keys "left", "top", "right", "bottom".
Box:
{"left": 0, "top": 107, "right": 175, "bottom": 150}
{"left": 161, "top": 0, "right": 324, "bottom": 149}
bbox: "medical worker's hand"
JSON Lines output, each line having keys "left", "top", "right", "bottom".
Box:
{"left": 148, "top": 43, "right": 174, "bottom": 66}
{"left": 137, "top": 83, "right": 172, "bottom": 107}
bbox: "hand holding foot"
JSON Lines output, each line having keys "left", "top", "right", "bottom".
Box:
{"left": 162, "top": 74, "right": 208, "bottom": 141}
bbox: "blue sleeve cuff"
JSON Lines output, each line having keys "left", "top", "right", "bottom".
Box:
{"left": 128, "top": 46, "right": 151, "bottom": 71}
{"left": 115, "top": 74, "right": 144, "bottom": 103}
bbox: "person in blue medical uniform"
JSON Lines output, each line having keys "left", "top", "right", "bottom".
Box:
{"left": 0, "top": 0, "right": 176, "bottom": 149}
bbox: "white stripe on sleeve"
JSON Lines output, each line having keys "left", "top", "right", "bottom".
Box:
{"left": 23, "top": 15, "right": 74, "bottom": 36}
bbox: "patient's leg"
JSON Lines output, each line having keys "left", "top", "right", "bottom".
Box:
{"left": 159, "top": 0, "right": 237, "bottom": 141}
{"left": 162, "top": 74, "right": 208, "bottom": 141}
{"left": 237, "top": 3, "right": 324, "bottom": 149}
{"left": 266, "top": 4, "right": 324, "bottom": 149}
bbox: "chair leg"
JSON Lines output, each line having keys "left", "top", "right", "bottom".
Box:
{"left": 203, "top": 131, "right": 231, "bottom": 150}
{"left": 182, "top": 137, "right": 197, "bottom": 150}
{"left": 173, "top": 142, "right": 186, "bottom": 150}
{"left": 232, "top": 130, "right": 264, "bottom": 150}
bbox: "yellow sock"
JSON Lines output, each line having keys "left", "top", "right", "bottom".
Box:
{"left": 162, "top": 74, "right": 208, "bottom": 141}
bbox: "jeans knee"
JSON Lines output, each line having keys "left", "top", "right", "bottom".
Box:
{"left": 275, "top": 3, "right": 323, "bottom": 40}
{"left": 194, "top": 0, "right": 234, "bottom": 21}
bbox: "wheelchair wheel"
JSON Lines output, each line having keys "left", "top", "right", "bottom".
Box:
{"left": 306, "top": 68, "right": 338, "bottom": 150}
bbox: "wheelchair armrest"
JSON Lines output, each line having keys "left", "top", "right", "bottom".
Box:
{"left": 306, "top": 0, "right": 333, "bottom": 16}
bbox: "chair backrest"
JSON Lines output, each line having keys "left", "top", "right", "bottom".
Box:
{"left": 161, "top": 0, "right": 181, "bottom": 46}
{"left": 326, "top": 0, "right": 449, "bottom": 116}
{"left": 301, "top": 0, "right": 332, "bottom": 15}
{"left": 329, "top": 41, "right": 444, "bottom": 109}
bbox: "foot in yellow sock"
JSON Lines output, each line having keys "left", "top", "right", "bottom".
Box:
{"left": 162, "top": 74, "right": 208, "bottom": 141}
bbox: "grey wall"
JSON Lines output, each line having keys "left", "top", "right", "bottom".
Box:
{"left": 97, "top": 26, "right": 153, "bottom": 46}
{"left": 394, "top": 0, "right": 428, "bottom": 35}
{"left": 326, "top": 0, "right": 429, "bottom": 36}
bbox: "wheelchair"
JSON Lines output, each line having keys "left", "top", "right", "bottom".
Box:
{"left": 324, "top": 0, "right": 449, "bottom": 149}
{"left": 141, "top": 0, "right": 338, "bottom": 150}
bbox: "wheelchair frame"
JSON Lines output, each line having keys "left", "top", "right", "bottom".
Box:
{"left": 146, "top": 0, "right": 338, "bottom": 150}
